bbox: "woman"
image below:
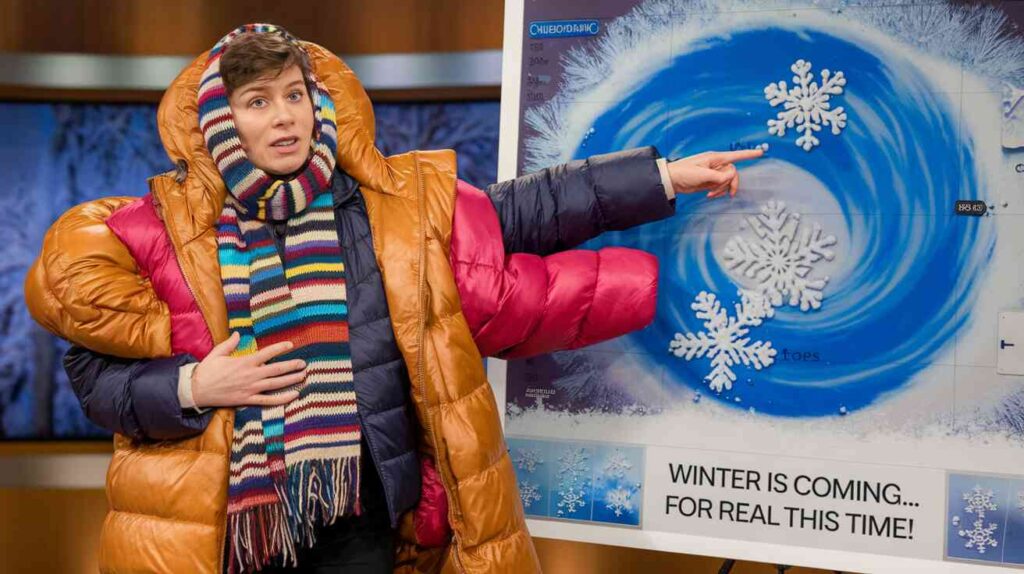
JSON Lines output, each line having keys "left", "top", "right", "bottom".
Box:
{"left": 26, "top": 24, "right": 761, "bottom": 574}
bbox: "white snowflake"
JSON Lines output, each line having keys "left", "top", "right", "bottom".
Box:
{"left": 959, "top": 518, "right": 999, "bottom": 555}
{"left": 963, "top": 485, "right": 998, "bottom": 518}
{"left": 514, "top": 448, "right": 544, "bottom": 474}
{"left": 723, "top": 201, "right": 837, "bottom": 312}
{"left": 1018, "top": 491, "right": 1024, "bottom": 513}
{"left": 765, "top": 59, "right": 847, "bottom": 151}
{"left": 557, "top": 448, "right": 590, "bottom": 480}
{"left": 604, "top": 487, "right": 636, "bottom": 518}
{"left": 519, "top": 479, "right": 542, "bottom": 509}
{"left": 557, "top": 485, "right": 588, "bottom": 516}
{"left": 602, "top": 451, "right": 633, "bottom": 480}
{"left": 669, "top": 289, "right": 776, "bottom": 393}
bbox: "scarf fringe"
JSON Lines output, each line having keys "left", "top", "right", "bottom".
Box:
{"left": 226, "top": 495, "right": 296, "bottom": 574}
{"left": 287, "top": 457, "right": 361, "bottom": 548}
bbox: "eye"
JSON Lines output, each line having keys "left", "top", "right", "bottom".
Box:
{"left": 287, "top": 90, "right": 305, "bottom": 103}
{"left": 248, "top": 97, "right": 267, "bottom": 109}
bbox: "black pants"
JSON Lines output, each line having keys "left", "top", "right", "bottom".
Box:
{"left": 256, "top": 443, "right": 395, "bottom": 573}
{"left": 257, "top": 512, "right": 395, "bottom": 573}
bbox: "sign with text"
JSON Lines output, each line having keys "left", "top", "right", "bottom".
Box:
{"left": 645, "top": 447, "right": 944, "bottom": 559}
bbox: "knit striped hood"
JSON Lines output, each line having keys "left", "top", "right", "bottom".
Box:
{"left": 153, "top": 28, "right": 393, "bottom": 242}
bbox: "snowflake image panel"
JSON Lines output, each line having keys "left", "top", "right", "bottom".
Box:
{"left": 508, "top": 437, "right": 554, "bottom": 518}
{"left": 945, "top": 473, "right": 1012, "bottom": 564}
{"left": 550, "top": 444, "right": 596, "bottom": 520}
{"left": 591, "top": 444, "right": 645, "bottom": 526}
{"left": 508, "top": 437, "right": 648, "bottom": 526}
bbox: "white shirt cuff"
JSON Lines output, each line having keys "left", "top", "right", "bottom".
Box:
{"left": 178, "top": 362, "right": 207, "bottom": 414}
{"left": 656, "top": 157, "right": 675, "bottom": 199}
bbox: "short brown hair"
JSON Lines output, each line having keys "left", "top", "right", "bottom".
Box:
{"left": 220, "top": 30, "right": 312, "bottom": 95}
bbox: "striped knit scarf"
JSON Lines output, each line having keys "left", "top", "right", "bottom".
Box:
{"left": 199, "top": 24, "right": 359, "bottom": 573}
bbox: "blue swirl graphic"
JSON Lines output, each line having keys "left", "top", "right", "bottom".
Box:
{"left": 575, "top": 28, "right": 993, "bottom": 417}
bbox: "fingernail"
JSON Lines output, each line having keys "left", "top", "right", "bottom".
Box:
{"left": 298, "top": 360, "right": 306, "bottom": 368}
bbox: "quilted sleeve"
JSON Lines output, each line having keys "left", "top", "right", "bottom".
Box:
{"left": 24, "top": 197, "right": 174, "bottom": 359}
{"left": 63, "top": 345, "right": 210, "bottom": 441}
{"left": 451, "top": 181, "right": 658, "bottom": 359}
{"left": 484, "top": 146, "right": 675, "bottom": 255}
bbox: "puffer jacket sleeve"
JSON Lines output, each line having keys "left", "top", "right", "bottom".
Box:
{"left": 484, "top": 146, "right": 675, "bottom": 255}
{"left": 24, "top": 197, "right": 174, "bottom": 359}
{"left": 452, "top": 180, "right": 659, "bottom": 359}
{"left": 63, "top": 346, "right": 211, "bottom": 441}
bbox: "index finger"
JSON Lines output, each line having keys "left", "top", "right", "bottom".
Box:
{"left": 249, "top": 341, "right": 295, "bottom": 365}
{"left": 709, "top": 149, "right": 764, "bottom": 165}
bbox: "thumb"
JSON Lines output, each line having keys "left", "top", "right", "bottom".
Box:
{"left": 210, "top": 331, "right": 240, "bottom": 356}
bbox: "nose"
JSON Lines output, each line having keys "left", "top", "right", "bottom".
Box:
{"left": 272, "top": 101, "right": 295, "bottom": 127}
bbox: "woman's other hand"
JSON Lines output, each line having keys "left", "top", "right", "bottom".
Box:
{"left": 191, "top": 332, "right": 306, "bottom": 408}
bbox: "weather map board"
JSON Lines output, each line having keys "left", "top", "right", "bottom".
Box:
{"left": 494, "top": 0, "right": 1024, "bottom": 571}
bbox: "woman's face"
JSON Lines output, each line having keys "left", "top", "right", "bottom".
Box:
{"left": 228, "top": 65, "right": 314, "bottom": 176}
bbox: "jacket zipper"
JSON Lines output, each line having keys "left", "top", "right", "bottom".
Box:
{"left": 153, "top": 175, "right": 232, "bottom": 574}
{"left": 414, "top": 153, "right": 465, "bottom": 573}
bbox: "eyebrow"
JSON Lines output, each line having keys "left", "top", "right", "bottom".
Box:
{"left": 235, "top": 79, "right": 305, "bottom": 100}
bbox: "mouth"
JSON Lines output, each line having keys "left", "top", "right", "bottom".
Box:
{"left": 269, "top": 136, "right": 300, "bottom": 154}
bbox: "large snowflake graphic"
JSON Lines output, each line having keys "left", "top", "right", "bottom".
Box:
{"left": 723, "top": 201, "right": 837, "bottom": 312}
{"left": 670, "top": 289, "right": 776, "bottom": 393}
{"left": 765, "top": 59, "right": 847, "bottom": 151}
